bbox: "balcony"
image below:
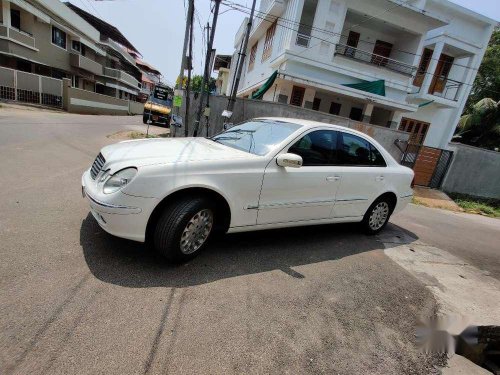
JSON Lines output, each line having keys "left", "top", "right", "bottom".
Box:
{"left": 334, "top": 43, "right": 417, "bottom": 76}
{"left": 70, "top": 53, "right": 102, "bottom": 76}
{"left": 412, "top": 74, "right": 463, "bottom": 102}
{"left": 0, "top": 25, "right": 36, "bottom": 49}
{"left": 103, "top": 67, "right": 140, "bottom": 88}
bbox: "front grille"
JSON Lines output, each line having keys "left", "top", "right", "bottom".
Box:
{"left": 90, "top": 153, "right": 105, "bottom": 179}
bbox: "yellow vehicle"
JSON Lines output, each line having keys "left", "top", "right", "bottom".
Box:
{"left": 143, "top": 85, "right": 173, "bottom": 126}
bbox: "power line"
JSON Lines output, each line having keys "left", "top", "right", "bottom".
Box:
{"left": 224, "top": 3, "right": 500, "bottom": 96}
{"left": 221, "top": 0, "right": 484, "bottom": 72}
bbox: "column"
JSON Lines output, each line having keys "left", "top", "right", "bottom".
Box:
{"left": 362, "top": 103, "right": 374, "bottom": 123}
{"left": 388, "top": 111, "right": 403, "bottom": 129}
{"left": 420, "top": 41, "right": 444, "bottom": 95}
{"left": 2, "top": 0, "right": 11, "bottom": 26}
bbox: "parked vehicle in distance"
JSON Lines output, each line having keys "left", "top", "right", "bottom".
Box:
{"left": 82, "top": 118, "right": 414, "bottom": 262}
{"left": 143, "top": 84, "right": 173, "bottom": 126}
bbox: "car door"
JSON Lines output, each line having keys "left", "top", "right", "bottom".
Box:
{"left": 257, "top": 129, "right": 341, "bottom": 225}
{"left": 333, "top": 131, "right": 389, "bottom": 218}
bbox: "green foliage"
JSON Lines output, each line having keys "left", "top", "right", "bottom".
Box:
{"left": 176, "top": 75, "right": 216, "bottom": 93}
{"left": 454, "top": 98, "right": 500, "bottom": 150}
{"left": 464, "top": 28, "right": 500, "bottom": 113}
{"left": 448, "top": 193, "right": 500, "bottom": 218}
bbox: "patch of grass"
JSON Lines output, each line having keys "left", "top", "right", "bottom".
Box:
{"left": 448, "top": 193, "right": 500, "bottom": 218}
{"left": 128, "top": 131, "right": 169, "bottom": 139}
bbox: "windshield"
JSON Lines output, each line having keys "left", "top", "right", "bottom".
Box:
{"left": 211, "top": 120, "right": 302, "bottom": 156}
{"left": 149, "top": 96, "right": 172, "bottom": 107}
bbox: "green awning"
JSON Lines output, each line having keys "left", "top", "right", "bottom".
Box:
{"left": 418, "top": 100, "right": 434, "bottom": 108}
{"left": 251, "top": 70, "right": 278, "bottom": 99}
{"left": 342, "top": 79, "right": 386, "bottom": 97}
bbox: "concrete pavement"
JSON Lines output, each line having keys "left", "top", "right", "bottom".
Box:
{"left": 1, "top": 108, "right": 497, "bottom": 374}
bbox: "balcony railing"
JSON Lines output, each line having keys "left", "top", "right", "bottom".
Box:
{"left": 334, "top": 43, "right": 417, "bottom": 76}
{"left": 103, "top": 67, "right": 140, "bottom": 88}
{"left": 70, "top": 53, "right": 102, "bottom": 76}
{"left": 1, "top": 26, "right": 36, "bottom": 48}
{"left": 412, "top": 74, "right": 462, "bottom": 101}
{"left": 296, "top": 33, "right": 311, "bottom": 47}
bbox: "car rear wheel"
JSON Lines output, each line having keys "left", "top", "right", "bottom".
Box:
{"left": 362, "top": 197, "right": 392, "bottom": 235}
{"left": 153, "top": 197, "right": 215, "bottom": 263}
{"left": 142, "top": 114, "right": 149, "bottom": 124}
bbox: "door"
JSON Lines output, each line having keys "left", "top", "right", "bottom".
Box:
{"left": 430, "top": 53, "right": 454, "bottom": 94}
{"left": 371, "top": 40, "right": 393, "bottom": 66}
{"left": 290, "top": 86, "right": 305, "bottom": 106}
{"left": 333, "top": 132, "right": 388, "bottom": 218}
{"left": 344, "top": 31, "right": 360, "bottom": 57}
{"left": 257, "top": 129, "right": 341, "bottom": 225}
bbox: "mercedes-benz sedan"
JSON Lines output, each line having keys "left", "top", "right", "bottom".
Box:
{"left": 82, "top": 118, "right": 414, "bottom": 262}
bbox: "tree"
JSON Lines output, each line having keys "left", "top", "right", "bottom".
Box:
{"left": 464, "top": 28, "right": 500, "bottom": 113}
{"left": 454, "top": 98, "right": 500, "bottom": 150}
{"left": 176, "top": 75, "right": 216, "bottom": 93}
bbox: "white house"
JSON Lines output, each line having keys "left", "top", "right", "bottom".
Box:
{"left": 229, "top": 0, "right": 497, "bottom": 149}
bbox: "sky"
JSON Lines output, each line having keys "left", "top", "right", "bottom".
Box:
{"left": 66, "top": 0, "right": 500, "bottom": 85}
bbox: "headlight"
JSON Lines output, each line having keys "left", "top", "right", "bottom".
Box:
{"left": 103, "top": 167, "right": 137, "bottom": 194}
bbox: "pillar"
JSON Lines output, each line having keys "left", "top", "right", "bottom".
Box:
{"left": 421, "top": 41, "right": 444, "bottom": 95}
{"left": 362, "top": 103, "right": 374, "bottom": 123}
{"left": 388, "top": 111, "right": 403, "bottom": 129}
{"left": 2, "top": 0, "right": 10, "bottom": 26}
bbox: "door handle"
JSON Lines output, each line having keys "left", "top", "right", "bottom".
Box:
{"left": 376, "top": 176, "right": 384, "bottom": 181}
{"left": 326, "top": 176, "right": 340, "bottom": 182}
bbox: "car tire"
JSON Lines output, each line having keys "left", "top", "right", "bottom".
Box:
{"left": 153, "top": 197, "right": 215, "bottom": 263}
{"left": 142, "top": 114, "right": 148, "bottom": 124}
{"left": 361, "top": 197, "right": 393, "bottom": 235}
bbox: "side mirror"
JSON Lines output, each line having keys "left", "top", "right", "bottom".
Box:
{"left": 276, "top": 153, "right": 303, "bottom": 168}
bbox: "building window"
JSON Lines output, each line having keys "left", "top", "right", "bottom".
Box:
{"left": 248, "top": 42, "right": 258, "bottom": 71}
{"left": 312, "top": 97, "right": 321, "bottom": 111}
{"left": 52, "top": 26, "right": 67, "bottom": 49}
{"left": 399, "top": 118, "right": 430, "bottom": 145}
{"left": 72, "top": 40, "right": 86, "bottom": 56}
{"left": 349, "top": 107, "right": 363, "bottom": 121}
{"left": 413, "top": 48, "right": 432, "bottom": 87}
{"left": 290, "top": 86, "right": 305, "bottom": 106}
{"left": 329, "top": 102, "right": 341, "bottom": 115}
{"left": 10, "top": 9, "right": 21, "bottom": 30}
{"left": 262, "top": 21, "right": 276, "bottom": 62}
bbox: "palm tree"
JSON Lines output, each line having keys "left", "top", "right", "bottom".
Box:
{"left": 454, "top": 98, "right": 500, "bottom": 150}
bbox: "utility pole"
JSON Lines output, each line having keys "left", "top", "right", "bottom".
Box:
{"left": 174, "top": 0, "right": 194, "bottom": 138}
{"left": 193, "top": 0, "right": 221, "bottom": 137}
{"left": 227, "top": 0, "right": 256, "bottom": 112}
{"left": 184, "top": 0, "right": 195, "bottom": 137}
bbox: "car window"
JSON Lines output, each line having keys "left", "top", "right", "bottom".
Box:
{"left": 288, "top": 130, "right": 338, "bottom": 166}
{"left": 339, "top": 132, "right": 386, "bottom": 167}
{"left": 211, "top": 120, "right": 302, "bottom": 156}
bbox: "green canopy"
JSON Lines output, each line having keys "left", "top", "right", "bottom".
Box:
{"left": 251, "top": 70, "right": 278, "bottom": 99}
{"left": 342, "top": 79, "right": 386, "bottom": 97}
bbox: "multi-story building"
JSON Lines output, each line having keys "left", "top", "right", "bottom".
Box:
{"left": 213, "top": 54, "right": 232, "bottom": 95}
{"left": 231, "top": 0, "right": 496, "bottom": 149}
{"left": 0, "top": 0, "right": 156, "bottom": 104}
{"left": 124, "top": 47, "right": 162, "bottom": 101}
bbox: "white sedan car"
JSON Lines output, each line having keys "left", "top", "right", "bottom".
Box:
{"left": 82, "top": 118, "right": 414, "bottom": 262}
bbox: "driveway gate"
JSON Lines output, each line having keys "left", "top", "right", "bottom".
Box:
{"left": 401, "top": 144, "right": 453, "bottom": 188}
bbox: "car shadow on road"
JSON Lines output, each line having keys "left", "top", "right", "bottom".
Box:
{"left": 80, "top": 213, "right": 418, "bottom": 288}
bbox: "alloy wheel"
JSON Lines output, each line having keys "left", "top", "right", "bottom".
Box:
{"left": 179, "top": 209, "right": 214, "bottom": 254}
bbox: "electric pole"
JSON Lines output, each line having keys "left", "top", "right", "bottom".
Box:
{"left": 227, "top": 0, "right": 256, "bottom": 112}
{"left": 193, "top": 0, "right": 221, "bottom": 137}
{"left": 184, "top": 0, "right": 195, "bottom": 137}
{"left": 174, "top": 0, "right": 194, "bottom": 137}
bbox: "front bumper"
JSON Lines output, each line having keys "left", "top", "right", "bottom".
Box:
{"left": 82, "top": 170, "right": 159, "bottom": 242}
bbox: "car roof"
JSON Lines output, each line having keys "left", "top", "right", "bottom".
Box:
{"left": 255, "top": 117, "right": 375, "bottom": 140}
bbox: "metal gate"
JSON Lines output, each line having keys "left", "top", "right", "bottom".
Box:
{"left": 401, "top": 143, "right": 453, "bottom": 188}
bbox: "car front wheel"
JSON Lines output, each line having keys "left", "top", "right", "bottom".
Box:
{"left": 362, "top": 198, "right": 392, "bottom": 235}
{"left": 153, "top": 197, "right": 215, "bottom": 262}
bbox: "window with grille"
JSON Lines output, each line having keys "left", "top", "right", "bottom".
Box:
{"left": 248, "top": 42, "right": 258, "bottom": 72}
{"left": 52, "top": 26, "right": 67, "bottom": 49}
{"left": 262, "top": 21, "right": 276, "bottom": 62}
{"left": 399, "top": 118, "right": 430, "bottom": 145}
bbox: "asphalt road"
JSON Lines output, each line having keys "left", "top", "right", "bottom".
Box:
{"left": 392, "top": 204, "right": 500, "bottom": 280}
{"left": 1, "top": 107, "right": 496, "bottom": 374}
